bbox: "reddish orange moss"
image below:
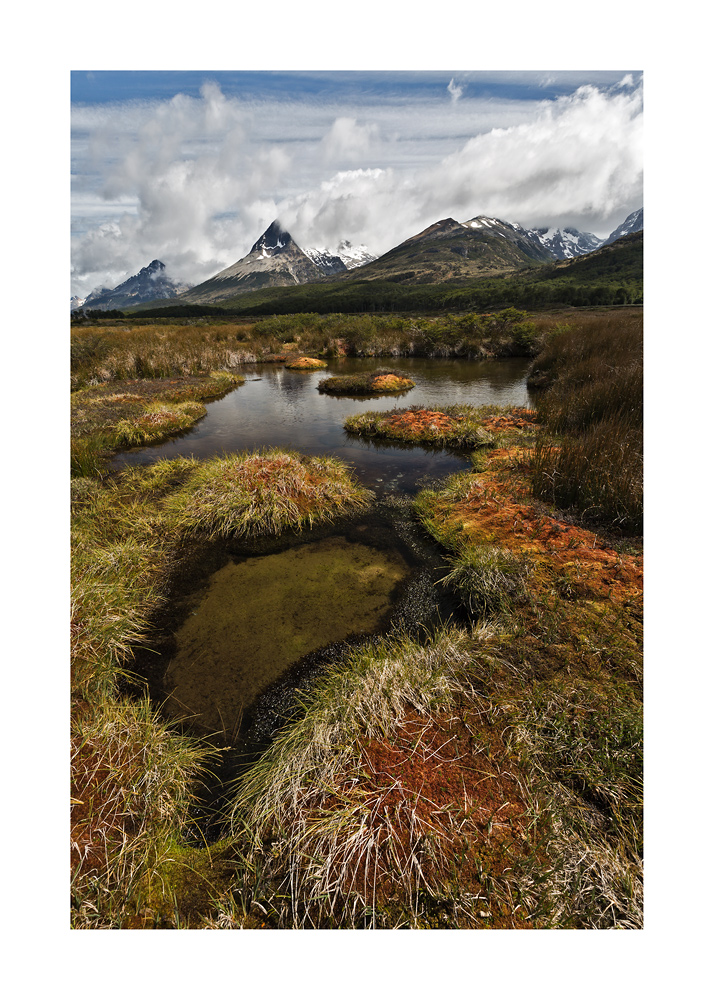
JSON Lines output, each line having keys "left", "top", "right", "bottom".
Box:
{"left": 443, "top": 465, "right": 642, "bottom": 604}
{"left": 370, "top": 374, "right": 414, "bottom": 392}
{"left": 319, "top": 706, "right": 535, "bottom": 928}
{"left": 385, "top": 409, "right": 459, "bottom": 434}
{"left": 481, "top": 407, "right": 539, "bottom": 432}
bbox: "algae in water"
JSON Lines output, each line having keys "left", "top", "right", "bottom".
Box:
{"left": 165, "top": 536, "right": 409, "bottom": 735}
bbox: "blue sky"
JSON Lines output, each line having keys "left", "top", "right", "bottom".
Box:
{"left": 71, "top": 70, "right": 643, "bottom": 297}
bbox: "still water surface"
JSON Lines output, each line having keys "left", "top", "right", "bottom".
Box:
{"left": 113, "top": 356, "right": 533, "bottom": 493}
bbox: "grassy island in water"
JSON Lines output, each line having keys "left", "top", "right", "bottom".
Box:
{"left": 70, "top": 307, "right": 642, "bottom": 929}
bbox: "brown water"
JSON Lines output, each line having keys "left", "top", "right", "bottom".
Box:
{"left": 122, "top": 357, "right": 532, "bottom": 752}
{"left": 165, "top": 536, "right": 410, "bottom": 738}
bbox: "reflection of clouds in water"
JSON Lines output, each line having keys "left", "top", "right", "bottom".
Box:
{"left": 111, "top": 357, "right": 533, "bottom": 485}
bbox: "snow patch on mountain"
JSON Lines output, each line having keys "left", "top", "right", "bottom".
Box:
{"left": 601, "top": 208, "right": 643, "bottom": 247}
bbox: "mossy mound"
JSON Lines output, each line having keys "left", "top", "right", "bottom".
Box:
{"left": 345, "top": 404, "right": 497, "bottom": 449}
{"left": 318, "top": 368, "right": 415, "bottom": 395}
{"left": 164, "top": 448, "right": 373, "bottom": 539}
{"left": 285, "top": 356, "right": 328, "bottom": 370}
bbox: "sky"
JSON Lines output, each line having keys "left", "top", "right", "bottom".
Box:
{"left": 71, "top": 70, "right": 643, "bottom": 298}
{"left": 6, "top": 0, "right": 713, "bottom": 989}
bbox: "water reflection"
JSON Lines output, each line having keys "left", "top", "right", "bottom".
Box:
{"left": 112, "top": 357, "right": 533, "bottom": 494}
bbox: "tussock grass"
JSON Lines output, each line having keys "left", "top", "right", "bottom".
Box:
{"left": 318, "top": 369, "right": 415, "bottom": 395}
{"left": 345, "top": 404, "right": 497, "bottom": 450}
{"left": 164, "top": 448, "right": 373, "bottom": 539}
{"left": 527, "top": 311, "right": 643, "bottom": 531}
{"left": 229, "top": 628, "right": 483, "bottom": 927}
{"left": 113, "top": 401, "right": 206, "bottom": 447}
{"left": 71, "top": 447, "right": 374, "bottom": 926}
{"left": 505, "top": 680, "right": 643, "bottom": 928}
{"left": 71, "top": 370, "right": 243, "bottom": 476}
{"left": 284, "top": 356, "right": 327, "bottom": 370}
{"left": 412, "top": 447, "right": 643, "bottom": 928}
{"left": 438, "top": 546, "right": 532, "bottom": 619}
{"left": 71, "top": 696, "right": 211, "bottom": 928}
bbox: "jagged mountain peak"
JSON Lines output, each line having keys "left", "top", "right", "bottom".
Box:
{"left": 602, "top": 208, "right": 643, "bottom": 247}
{"left": 249, "top": 221, "right": 296, "bottom": 256}
{"left": 80, "top": 258, "right": 188, "bottom": 311}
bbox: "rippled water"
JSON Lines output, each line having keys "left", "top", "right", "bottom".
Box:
{"left": 112, "top": 356, "right": 533, "bottom": 494}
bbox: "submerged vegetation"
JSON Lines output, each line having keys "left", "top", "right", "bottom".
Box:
{"left": 70, "top": 449, "right": 373, "bottom": 926}
{"left": 70, "top": 306, "right": 643, "bottom": 929}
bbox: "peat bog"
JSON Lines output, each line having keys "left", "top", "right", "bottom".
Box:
{"left": 70, "top": 308, "right": 643, "bottom": 929}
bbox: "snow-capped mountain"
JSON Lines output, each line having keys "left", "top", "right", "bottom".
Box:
{"left": 334, "top": 240, "right": 377, "bottom": 269}
{"left": 526, "top": 226, "right": 603, "bottom": 260}
{"left": 70, "top": 295, "right": 86, "bottom": 312}
{"left": 183, "top": 222, "right": 377, "bottom": 303}
{"left": 601, "top": 208, "right": 643, "bottom": 247}
{"left": 80, "top": 259, "right": 189, "bottom": 311}
{"left": 525, "top": 209, "right": 643, "bottom": 259}
{"left": 301, "top": 246, "right": 349, "bottom": 276}
{"left": 302, "top": 239, "right": 376, "bottom": 273}
{"left": 462, "top": 216, "right": 555, "bottom": 262}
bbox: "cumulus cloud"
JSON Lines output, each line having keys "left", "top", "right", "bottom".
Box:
{"left": 71, "top": 77, "right": 643, "bottom": 296}
{"left": 279, "top": 81, "right": 643, "bottom": 252}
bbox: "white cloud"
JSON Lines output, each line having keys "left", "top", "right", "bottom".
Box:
{"left": 279, "top": 81, "right": 643, "bottom": 252}
{"left": 447, "top": 78, "right": 464, "bottom": 102}
{"left": 321, "top": 117, "right": 380, "bottom": 164}
{"left": 71, "top": 78, "right": 643, "bottom": 296}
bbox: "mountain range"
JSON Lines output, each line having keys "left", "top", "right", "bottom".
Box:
{"left": 73, "top": 208, "right": 642, "bottom": 311}
{"left": 78, "top": 259, "right": 190, "bottom": 311}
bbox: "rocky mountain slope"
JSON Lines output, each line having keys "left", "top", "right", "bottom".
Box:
{"left": 325, "top": 216, "right": 555, "bottom": 286}
{"left": 526, "top": 226, "right": 604, "bottom": 260}
{"left": 601, "top": 208, "right": 644, "bottom": 247}
{"left": 78, "top": 259, "right": 189, "bottom": 311}
{"left": 181, "top": 223, "right": 377, "bottom": 304}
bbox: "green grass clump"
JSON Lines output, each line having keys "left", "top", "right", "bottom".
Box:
{"left": 71, "top": 371, "right": 244, "bottom": 476}
{"left": 318, "top": 369, "right": 415, "bottom": 395}
{"left": 508, "top": 678, "right": 643, "bottom": 928}
{"left": 284, "top": 356, "right": 328, "bottom": 370}
{"left": 113, "top": 400, "right": 206, "bottom": 447}
{"left": 71, "top": 696, "right": 211, "bottom": 929}
{"left": 438, "top": 545, "right": 532, "bottom": 619}
{"left": 164, "top": 448, "right": 373, "bottom": 539}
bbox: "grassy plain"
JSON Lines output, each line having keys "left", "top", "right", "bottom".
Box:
{"left": 70, "top": 306, "right": 643, "bottom": 928}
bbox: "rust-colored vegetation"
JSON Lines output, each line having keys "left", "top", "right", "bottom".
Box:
{"left": 284, "top": 356, "right": 328, "bottom": 370}
{"left": 318, "top": 369, "right": 415, "bottom": 395}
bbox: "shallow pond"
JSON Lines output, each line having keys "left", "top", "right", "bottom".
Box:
{"left": 112, "top": 356, "right": 533, "bottom": 494}
{"left": 122, "top": 357, "right": 533, "bottom": 757}
{"left": 165, "top": 535, "right": 410, "bottom": 738}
